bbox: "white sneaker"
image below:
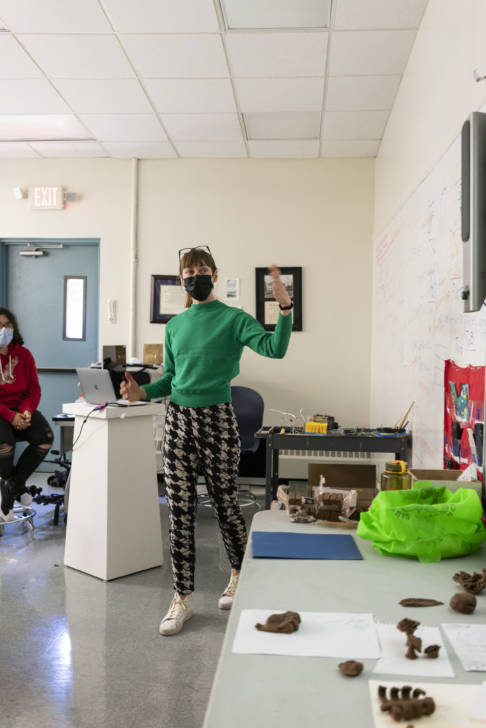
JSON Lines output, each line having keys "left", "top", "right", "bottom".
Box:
{"left": 159, "top": 594, "right": 193, "bottom": 636}
{"left": 218, "top": 572, "right": 239, "bottom": 610}
{"left": 19, "top": 491, "right": 33, "bottom": 506}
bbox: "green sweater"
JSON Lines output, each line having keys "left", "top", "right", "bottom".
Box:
{"left": 143, "top": 299, "right": 292, "bottom": 407}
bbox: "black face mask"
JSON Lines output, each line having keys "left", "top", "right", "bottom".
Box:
{"left": 183, "top": 274, "right": 214, "bottom": 301}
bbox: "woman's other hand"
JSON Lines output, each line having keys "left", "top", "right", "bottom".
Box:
{"left": 22, "top": 410, "right": 32, "bottom": 425}
{"left": 120, "top": 372, "right": 147, "bottom": 402}
{"left": 268, "top": 265, "right": 292, "bottom": 308}
{"left": 12, "top": 412, "right": 29, "bottom": 430}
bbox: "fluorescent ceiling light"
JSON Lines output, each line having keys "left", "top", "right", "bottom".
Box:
{"left": 220, "top": 0, "right": 332, "bottom": 30}
{"left": 0, "top": 115, "right": 90, "bottom": 141}
{"left": 244, "top": 112, "right": 321, "bottom": 140}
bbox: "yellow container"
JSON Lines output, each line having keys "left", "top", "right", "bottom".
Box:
{"left": 305, "top": 421, "right": 328, "bottom": 434}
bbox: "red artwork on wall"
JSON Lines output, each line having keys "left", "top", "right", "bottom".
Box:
{"left": 444, "top": 359, "right": 484, "bottom": 479}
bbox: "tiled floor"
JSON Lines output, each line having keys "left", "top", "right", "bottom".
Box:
{"left": 0, "top": 474, "right": 262, "bottom": 728}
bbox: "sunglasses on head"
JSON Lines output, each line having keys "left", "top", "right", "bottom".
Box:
{"left": 178, "top": 245, "right": 212, "bottom": 263}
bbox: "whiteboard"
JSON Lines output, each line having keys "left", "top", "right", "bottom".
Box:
{"left": 372, "top": 135, "right": 486, "bottom": 468}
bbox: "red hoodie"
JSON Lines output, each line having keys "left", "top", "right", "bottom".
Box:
{"left": 0, "top": 342, "right": 41, "bottom": 423}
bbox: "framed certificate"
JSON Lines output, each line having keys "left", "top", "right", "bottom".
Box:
{"left": 150, "top": 275, "right": 186, "bottom": 323}
{"left": 255, "top": 267, "right": 302, "bottom": 332}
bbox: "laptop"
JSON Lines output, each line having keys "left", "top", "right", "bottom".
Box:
{"left": 76, "top": 368, "right": 148, "bottom": 406}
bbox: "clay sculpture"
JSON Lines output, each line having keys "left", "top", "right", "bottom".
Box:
{"left": 338, "top": 660, "right": 363, "bottom": 677}
{"left": 378, "top": 685, "right": 435, "bottom": 722}
{"left": 453, "top": 569, "right": 486, "bottom": 595}
{"left": 396, "top": 619, "right": 422, "bottom": 660}
{"left": 255, "top": 611, "right": 301, "bottom": 633}
{"left": 315, "top": 491, "right": 343, "bottom": 522}
{"left": 449, "top": 592, "right": 477, "bottom": 614}
{"left": 399, "top": 598, "right": 443, "bottom": 607}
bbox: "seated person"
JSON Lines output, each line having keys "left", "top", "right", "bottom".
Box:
{"left": 0, "top": 308, "right": 53, "bottom": 521}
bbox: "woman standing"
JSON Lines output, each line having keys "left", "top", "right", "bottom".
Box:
{"left": 0, "top": 307, "right": 53, "bottom": 521}
{"left": 121, "top": 247, "right": 293, "bottom": 635}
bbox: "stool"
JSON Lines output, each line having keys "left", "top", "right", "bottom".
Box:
{"left": 0, "top": 505, "right": 36, "bottom": 537}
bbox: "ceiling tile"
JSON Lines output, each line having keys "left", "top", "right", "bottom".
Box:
{"left": 0, "top": 141, "right": 39, "bottom": 157}
{"left": 30, "top": 140, "right": 107, "bottom": 157}
{"left": 221, "top": 0, "right": 331, "bottom": 29}
{"left": 0, "top": 80, "right": 70, "bottom": 113}
{"left": 334, "top": 0, "right": 428, "bottom": 30}
{"left": 103, "top": 141, "right": 177, "bottom": 158}
{"left": 120, "top": 34, "right": 228, "bottom": 78}
{"left": 235, "top": 77, "right": 324, "bottom": 112}
{"left": 248, "top": 140, "right": 319, "bottom": 158}
{"left": 0, "top": 35, "right": 42, "bottom": 78}
{"left": 244, "top": 112, "right": 321, "bottom": 140}
{"left": 0, "top": 0, "right": 111, "bottom": 32}
{"left": 102, "top": 0, "right": 219, "bottom": 33}
{"left": 145, "top": 79, "right": 236, "bottom": 113}
{"left": 320, "top": 139, "right": 380, "bottom": 157}
{"left": 52, "top": 79, "right": 152, "bottom": 113}
{"left": 175, "top": 140, "right": 247, "bottom": 158}
{"left": 329, "top": 30, "right": 416, "bottom": 76}
{"left": 80, "top": 114, "right": 167, "bottom": 141}
{"left": 226, "top": 32, "right": 327, "bottom": 77}
{"left": 322, "top": 110, "right": 388, "bottom": 139}
{"left": 0, "top": 114, "right": 90, "bottom": 140}
{"left": 161, "top": 113, "right": 242, "bottom": 141}
{"left": 19, "top": 35, "right": 135, "bottom": 79}
{"left": 325, "top": 75, "right": 401, "bottom": 111}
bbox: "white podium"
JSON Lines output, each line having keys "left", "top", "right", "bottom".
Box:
{"left": 63, "top": 402, "right": 164, "bottom": 581}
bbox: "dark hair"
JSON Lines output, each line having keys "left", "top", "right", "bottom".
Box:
{"left": 179, "top": 249, "right": 217, "bottom": 309}
{"left": 0, "top": 307, "right": 24, "bottom": 345}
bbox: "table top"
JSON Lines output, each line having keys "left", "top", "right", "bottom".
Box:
{"left": 62, "top": 401, "right": 165, "bottom": 418}
{"left": 255, "top": 427, "right": 412, "bottom": 452}
{"left": 203, "top": 510, "right": 486, "bottom": 728}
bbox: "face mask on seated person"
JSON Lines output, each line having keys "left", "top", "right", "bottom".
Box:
{"left": 0, "top": 329, "right": 13, "bottom": 347}
{"left": 183, "top": 275, "right": 213, "bottom": 302}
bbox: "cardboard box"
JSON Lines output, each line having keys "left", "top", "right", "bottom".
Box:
{"left": 409, "top": 468, "right": 483, "bottom": 503}
{"left": 307, "top": 463, "right": 377, "bottom": 508}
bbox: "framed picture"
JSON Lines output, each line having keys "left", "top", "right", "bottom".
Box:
{"left": 255, "top": 267, "right": 302, "bottom": 331}
{"left": 224, "top": 277, "right": 240, "bottom": 300}
{"left": 150, "top": 275, "right": 186, "bottom": 324}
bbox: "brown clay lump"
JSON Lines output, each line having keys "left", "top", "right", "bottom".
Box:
{"left": 338, "top": 660, "right": 363, "bottom": 677}
{"left": 449, "top": 592, "right": 477, "bottom": 614}
{"left": 396, "top": 619, "right": 422, "bottom": 659}
{"left": 399, "top": 598, "right": 444, "bottom": 607}
{"left": 397, "top": 618, "right": 420, "bottom": 634}
{"left": 424, "top": 644, "right": 441, "bottom": 659}
{"left": 255, "top": 611, "right": 301, "bottom": 634}
{"left": 378, "top": 685, "right": 435, "bottom": 722}
{"left": 453, "top": 569, "right": 486, "bottom": 595}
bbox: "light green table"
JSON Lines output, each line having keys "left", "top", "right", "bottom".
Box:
{"left": 203, "top": 510, "right": 486, "bottom": 728}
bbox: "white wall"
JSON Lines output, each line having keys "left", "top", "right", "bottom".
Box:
{"left": 372, "top": 0, "right": 486, "bottom": 467}
{"left": 0, "top": 156, "right": 374, "bottom": 427}
{"left": 375, "top": 0, "right": 486, "bottom": 237}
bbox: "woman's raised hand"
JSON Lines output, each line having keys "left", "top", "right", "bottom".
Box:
{"left": 268, "top": 265, "right": 292, "bottom": 308}
{"left": 120, "top": 372, "right": 147, "bottom": 402}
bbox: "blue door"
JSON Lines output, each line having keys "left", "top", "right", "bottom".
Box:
{"left": 3, "top": 239, "right": 99, "bottom": 469}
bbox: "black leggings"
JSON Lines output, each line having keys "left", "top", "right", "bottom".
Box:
{"left": 0, "top": 410, "right": 54, "bottom": 495}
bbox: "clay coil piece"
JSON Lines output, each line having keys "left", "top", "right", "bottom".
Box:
{"left": 378, "top": 685, "right": 435, "bottom": 722}
{"left": 399, "top": 598, "right": 443, "bottom": 607}
{"left": 453, "top": 569, "right": 486, "bottom": 595}
{"left": 424, "top": 644, "right": 441, "bottom": 659}
{"left": 449, "top": 592, "right": 477, "bottom": 615}
{"left": 255, "top": 611, "right": 301, "bottom": 634}
{"left": 338, "top": 660, "right": 363, "bottom": 677}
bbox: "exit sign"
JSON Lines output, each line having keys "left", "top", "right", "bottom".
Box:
{"left": 30, "top": 186, "right": 64, "bottom": 210}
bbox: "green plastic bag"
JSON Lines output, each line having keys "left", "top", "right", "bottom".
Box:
{"left": 357, "top": 486, "right": 486, "bottom": 562}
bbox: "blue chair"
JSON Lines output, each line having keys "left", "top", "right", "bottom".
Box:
{"left": 199, "top": 386, "right": 264, "bottom": 509}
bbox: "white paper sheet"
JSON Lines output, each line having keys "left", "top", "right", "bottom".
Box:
{"left": 442, "top": 623, "right": 486, "bottom": 672}
{"left": 369, "top": 680, "right": 480, "bottom": 728}
{"left": 373, "top": 622, "right": 454, "bottom": 677}
{"left": 232, "top": 610, "right": 381, "bottom": 658}
{"left": 473, "top": 681, "right": 486, "bottom": 723}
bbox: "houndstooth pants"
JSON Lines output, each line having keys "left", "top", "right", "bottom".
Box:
{"left": 162, "top": 401, "right": 248, "bottom": 595}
